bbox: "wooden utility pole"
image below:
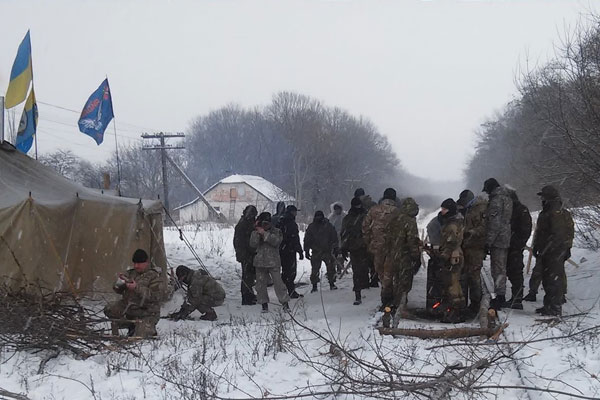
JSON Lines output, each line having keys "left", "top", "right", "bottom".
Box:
{"left": 141, "top": 132, "right": 185, "bottom": 212}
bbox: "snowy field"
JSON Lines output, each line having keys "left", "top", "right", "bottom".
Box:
{"left": 1, "top": 217, "right": 600, "bottom": 399}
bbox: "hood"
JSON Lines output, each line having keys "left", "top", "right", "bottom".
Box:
{"left": 400, "top": 197, "right": 419, "bottom": 218}
{"left": 330, "top": 201, "right": 344, "bottom": 213}
{"left": 275, "top": 201, "right": 286, "bottom": 215}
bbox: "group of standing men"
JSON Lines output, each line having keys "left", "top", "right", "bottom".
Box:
{"left": 232, "top": 178, "right": 575, "bottom": 322}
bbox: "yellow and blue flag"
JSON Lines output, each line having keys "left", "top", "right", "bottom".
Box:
{"left": 78, "top": 78, "right": 114, "bottom": 145}
{"left": 5, "top": 31, "right": 33, "bottom": 109}
{"left": 15, "top": 88, "right": 38, "bottom": 153}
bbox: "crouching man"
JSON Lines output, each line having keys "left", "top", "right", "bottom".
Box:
{"left": 105, "top": 249, "right": 164, "bottom": 337}
{"left": 167, "top": 265, "right": 226, "bottom": 321}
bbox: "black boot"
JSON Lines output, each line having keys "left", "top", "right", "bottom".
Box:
{"left": 311, "top": 283, "right": 318, "bottom": 293}
{"left": 329, "top": 282, "right": 338, "bottom": 290}
{"left": 242, "top": 294, "right": 257, "bottom": 305}
{"left": 353, "top": 291, "right": 362, "bottom": 305}
{"left": 261, "top": 303, "right": 269, "bottom": 313}
{"left": 523, "top": 292, "right": 537, "bottom": 302}
{"left": 290, "top": 291, "right": 303, "bottom": 299}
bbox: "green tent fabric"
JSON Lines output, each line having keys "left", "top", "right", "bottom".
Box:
{"left": 0, "top": 143, "right": 167, "bottom": 295}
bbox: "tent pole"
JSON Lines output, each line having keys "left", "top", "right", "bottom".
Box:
{"left": 0, "top": 96, "right": 4, "bottom": 143}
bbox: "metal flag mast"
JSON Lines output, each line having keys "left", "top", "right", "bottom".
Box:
{"left": 105, "top": 76, "right": 122, "bottom": 196}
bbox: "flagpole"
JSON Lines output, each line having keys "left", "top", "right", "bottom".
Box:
{"left": 112, "top": 119, "right": 122, "bottom": 196}
{"left": 0, "top": 97, "right": 4, "bottom": 143}
{"left": 29, "top": 29, "right": 37, "bottom": 160}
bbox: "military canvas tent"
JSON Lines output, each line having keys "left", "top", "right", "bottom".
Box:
{"left": 0, "top": 143, "right": 167, "bottom": 294}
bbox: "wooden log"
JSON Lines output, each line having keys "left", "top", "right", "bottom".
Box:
{"left": 377, "top": 324, "right": 508, "bottom": 340}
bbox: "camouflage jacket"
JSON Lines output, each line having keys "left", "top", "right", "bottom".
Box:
{"left": 304, "top": 219, "right": 339, "bottom": 255}
{"left": 387, "top": 197, "right": 421, "bottom": 263}
{"left": 362, "top": 199, "right": 399, "bottom": 253}
{"left": 113, "top": 266, "right": 164, "bottom": 313}
{"left": 249, "top": 227, "right": 283, "bottom": 268}
{"left": 340, "top": 207, "right": 367, "bottom": 253}
{"left": 186, "top": 270, "right": 226, "bottom": 308}
{"left": 234, "top": 216, "right": 256, "bottom": 263}
{"left": 439, "top": 214, "right": 464, "bottom": 263}
{"left": 486, "top": 186, "right": 513, "bottom": 249}
{"left": 463, "top": 194, "right": 488, "bottom": 250}
{"left": 533, "top": 199, "right": 574, "bottom": 257}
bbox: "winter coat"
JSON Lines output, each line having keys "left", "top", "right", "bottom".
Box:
{"left": 532, "top": 199, "right": 574, "bottom": 257}
{"left": 279, "top": 211, "right": 303, "bottom": 254}
{"left": 328, "top": 202, "right": 346, "bottom": 242}
{"left": 439, "top": 214, "right": 464, "bottom": 264}
{"left": 249, "top": 227, "right": 283, "bottom": 268}
{"left": 304, "top": 219, "right": 339, "bottom": 255}
{"left": 185, "top": 269, "right": 226, "bottom": 308}
{"left": 426, "top": 213, "right": 443, "bottom": 247}
{"left": 362, "top": 199, "right": 399, "bottom": 253}
{"left": 113, "top": 266, "right": 164, "bottom": 314}
{"left": 510, "top": 199, "right": 532, "bottom": 250}
{"left": 387, "top": 197, "right": 421, "bottom": 263}
{"left": 356, "top": 195, "right": 376, "bottom": 211}
{"left": 234, "top": 216, "right": 256, "bottom": 263}
{"left": 340, "top": 207, "right": 367, "bottom": 253}
{"left": 486, "top": 186, "right": 513, "bottom": 249}
{"left": 272, "top": 201, "right": 286, "bottom": 227}
{"left": 463, "top": 194, "right": 488, "bottom": 250}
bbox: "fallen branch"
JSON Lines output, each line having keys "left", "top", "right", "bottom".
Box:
{"left": 0, "top": 387, "right": 31, "bottom": 400}
{"left": 377, "top": 324, "right": 508, "bottom": 340}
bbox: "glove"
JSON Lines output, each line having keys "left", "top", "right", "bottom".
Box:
{"left": 484, "top": 244, "right": 491, "bottom": 255}
{"left": 305, "top": 250, "right": 311, "bottom": 260}
{"left": 298, "top": 251, "right": 304, "bottom": 260}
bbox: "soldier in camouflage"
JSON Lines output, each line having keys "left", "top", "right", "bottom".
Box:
{"left": 438, "top": 199, "right": 465, "bottom": 323}
{"left": 167, "top": 265, "right": 226, "bottom": 321}
{"left": 532, "top": 185, "right": 574, "bottom": 316}
{"left": 362, "top": 188, "right": 400, "bottom": 307}
{"left": 460, "top": 191, "right": 488, "bottom": 316}
{"left": 483, "top": 178, "right": 513, "bottom": 310}
{"left": 386, "top": 197, "right": 421, "bottom": 317}
{"left": 104, "top": 249, "right": 165, "bottom": 337}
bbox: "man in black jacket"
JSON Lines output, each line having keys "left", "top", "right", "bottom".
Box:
{"left": 233, "top": 205, "right": 258, "bottom": 305}
{"left": 504, "top": 190, "right": 532, "bottom": 309}
{"left": 304, "top": 211, "right": 339, "bottom": 293}
{"left": 278, "top": 205, "right": 304, "bottom": 298}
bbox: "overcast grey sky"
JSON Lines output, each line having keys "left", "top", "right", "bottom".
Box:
{"left": 0, "top": 0, "right": 593, "bottom": 180}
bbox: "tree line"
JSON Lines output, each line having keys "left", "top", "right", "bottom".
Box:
{"left": 466, "top": 15, "right": 600, "bottom": 245}
{"left": 40, "top": 91, "right": 413, "bottom": 217}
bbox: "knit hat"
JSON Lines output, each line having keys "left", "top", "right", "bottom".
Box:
{"left": 256, "top": 212, "right": 271, "bottom": 223}
{"left": 351, "top": 197, "right": 362, "bottom": 208}
{"left": 457, "top": 190, "right": 474, "bottom": 207}
{"left": 354, "top": 188, "right": 365, "bottom": 197}
{"left": 383, "top": 188, "right": 397, "bottom": 201}
{"left": 175, "top": 265, "right": 191, "bottom": 280}
{"left": 537, "top": 185, "right": 560, "bottom": 200}
{"left": 440, "top": 198, "right": 457, "bottom": 216}
{"left": 132, "top": 249, "right": 148, "bottom": 263}
{"left": 286, "top": 205, "right": 298, "bottom": 212}
{"left": 482, "top": 178, "right": 500, "bottom": 194}
{"left": 314, "top": 210, "right": 325, "bottom": 219}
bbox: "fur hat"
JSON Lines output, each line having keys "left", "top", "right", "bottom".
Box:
{"left": 132, "top": 249, "right": 148, "bottom": 263}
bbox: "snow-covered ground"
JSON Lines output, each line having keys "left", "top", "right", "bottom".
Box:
{"left": 1, "top": 219, "right": 600, "bottom": 399}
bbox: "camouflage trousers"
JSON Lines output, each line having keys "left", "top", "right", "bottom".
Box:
{"left": 310, "top": 252, "right": 336, "bottom": 285}
{"left": 541, "top": 251, "right": 568, "bottom": 308}
{"left": 377, "top": 251, "right": 396, "bottom": 305}
{"left": 462, "top": 248, "right": 484, "bottom": 308}
{"left": 392, "top": 258, "right": 414, "bottom": 309}
{"left": 255, "top": 266, "right": 290, "bottom": 305}
{"left": 350, "top": 249, "right": 371, "bottom": 292}
{"left": 490, "top": 247, "right": 508, "bottom": 297}
{"left": 529, "top": 258, "right": 567, "bottom": 296}
{"left": 440, "top": 261, "right": 464, "bottom": 308}
{"left": 104, "top": 300, "right": 159, "bottom": 337}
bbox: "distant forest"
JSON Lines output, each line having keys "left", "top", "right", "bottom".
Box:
{"left": 40, "top": 91, "right": 449, "bottom": 218}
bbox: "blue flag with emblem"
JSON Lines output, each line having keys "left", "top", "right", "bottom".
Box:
{"left": 78, "top": 78, "right": 114, "bottom": 145}
{"left": 15, "top": 87, "right": 38, "bottom": 153}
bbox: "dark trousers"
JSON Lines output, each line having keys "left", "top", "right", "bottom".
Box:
{"left": 240, "top": 260, "right": 256, "bottom": 299}
{"left": 542, "top": 251, "right": 568, "bottom": 308}
{"left": 426, "top": 257, "right": 443, "bottom": 311}
{"left": 506, "top": 247, "right": 525, "bottom": 300}
{"left": 529, "top": 258, "right": 567, "bottom": 295}
{"left": 280, "top": 251, "right": 298, "bottom": 294}
{"left": 350, "top": 249, "right": 370, "bottom": 292}
{"left": 310, "top": 252, "right": 336, "bottom": 285}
